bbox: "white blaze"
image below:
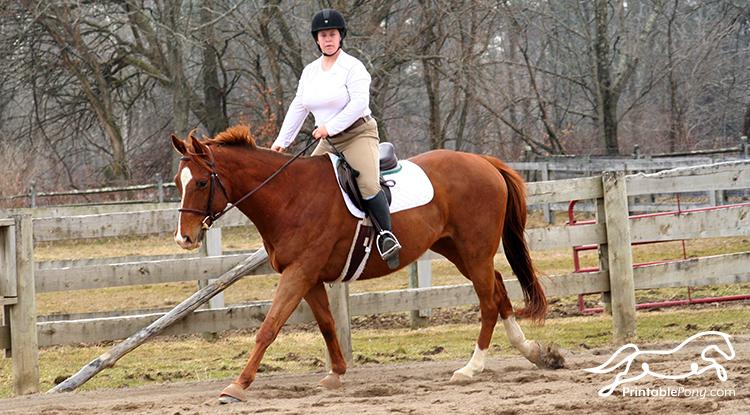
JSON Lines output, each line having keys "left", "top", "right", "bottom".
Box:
{"left": 175, "top": 166, "right": 193, "bottom": 244}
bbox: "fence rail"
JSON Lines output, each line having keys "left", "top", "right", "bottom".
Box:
{"left": 1, "top": 160, "right": 750, "bottom": 395}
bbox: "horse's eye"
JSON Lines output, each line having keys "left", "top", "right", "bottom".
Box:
{"left": 196, "top": 180, "right": 208, "bottom": 189}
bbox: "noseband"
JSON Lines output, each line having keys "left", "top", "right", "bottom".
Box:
{"left": 178, "top": 138, "right": 318, "bottom": 230}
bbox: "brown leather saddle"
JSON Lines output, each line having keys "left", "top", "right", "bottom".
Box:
{"left": 336, "top": 142, "right": 398, "bottom": 212}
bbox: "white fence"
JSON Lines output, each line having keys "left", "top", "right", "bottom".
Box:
{"left": 1, "top": 160, "right": 749, "bottom": 394}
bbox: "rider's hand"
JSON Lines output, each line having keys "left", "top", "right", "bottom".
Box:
{"left": 312, "top": 125, "right": 329, "bottom": 140}
{"left": 271, "top": 144, "right": 286, "bottom": 152}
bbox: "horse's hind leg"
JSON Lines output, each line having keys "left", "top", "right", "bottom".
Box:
{"left": 304, "top": 281, "right": 346, "bottom": 389}
{"left": 494, "top": 270, "right": 565, "bottom": 369}
{"left": 454, "top": 267, "right": 564, "bottom": 377}
{"left": 449, "top": 259, "right": 502, "bottom": 382}
{"left": 432, "top": 240, "right": 500, "bottom": 381}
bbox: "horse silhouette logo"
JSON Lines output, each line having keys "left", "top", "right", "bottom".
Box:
{"left": 584, "top": 331, "right": 735, "bottom": 397}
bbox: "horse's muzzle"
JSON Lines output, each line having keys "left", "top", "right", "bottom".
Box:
{"left": 174, "top": 230, "right": 203, "bottom": 250}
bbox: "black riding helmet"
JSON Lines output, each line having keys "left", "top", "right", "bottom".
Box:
{"left": 311, "top": 9, "right": 346, "bottom": 55}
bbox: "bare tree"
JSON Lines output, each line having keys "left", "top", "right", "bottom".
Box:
{"left": 18, "top": 0, "right": 139, "bottom": 180}
{"left": 591, "top": 0, "right": 663, "bottom": 155}
{"left": 3, "top": 0, "right": 750, "bottom": 193}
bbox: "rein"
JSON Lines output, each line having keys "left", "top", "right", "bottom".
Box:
{"left": 179, "top": 137, "right": 318, "bottom": 230}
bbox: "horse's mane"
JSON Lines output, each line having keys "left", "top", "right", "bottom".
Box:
{"left": 208, "top": 125, "right": 256, "bottom": 148}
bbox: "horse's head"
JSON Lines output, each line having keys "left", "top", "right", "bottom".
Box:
{"left": 171, "top": 131, "right": 231, "bottom": 250}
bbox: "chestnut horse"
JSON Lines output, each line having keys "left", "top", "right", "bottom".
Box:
{"left": 171, "top": 126, "right": 563, "bottom": 403}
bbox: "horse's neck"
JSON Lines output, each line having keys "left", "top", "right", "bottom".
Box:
{"left": 219, "top": 147, "right": 323, "bottom": 242}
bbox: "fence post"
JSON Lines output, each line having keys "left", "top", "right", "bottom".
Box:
{"left": 325, "top": 282, "right": 352, "bottom": 367}
{"left": 541, "top": 162, "right": 554, "bottom": 224}
{"left": 522, "top": 146, "right": 533, "bottom": 182}
{"left": 595, "top": 198, "right": 612, "bottom": 314}
{"left": 711, "top": 189, "right": 725, "bottom": 206}
{"left": 8, "top": 214, "right": 40, "bottom": 394}
{"left": 1, "top": 219, "right": 17, "bottom": 361}
{"left": 1, "top": 220, "right": 16, "bottom": 299}
{"left": 198, "top": 227, "right": 223, "bottom": 306}
{"left": 601, "top": 171, "right": 636, "bottom": 343}
{"left": 408, "top": 257, "right": 432, "bottom": 328}
{"left": 740, "top": 136, "right": 748, "bottom": 159}
{"left": 198, "top": 226, "right": 223, "bottom": 339}
{"left": 155, "top": 173, "right": 164, "bottom": 203}
{"left": 29, "top": 182, "right": 36, "bottom": 208}
{"left": 632, "top": 144, "right": 641, "bottom": 159}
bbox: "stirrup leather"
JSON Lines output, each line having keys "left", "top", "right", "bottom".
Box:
{"left": 376, "top": 230, "right": 401, "bottom": 259}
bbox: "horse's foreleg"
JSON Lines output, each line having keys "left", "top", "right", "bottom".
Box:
{"left": 304, "top": 282, "right": 346, "bottom": 389}
{"left": 219, "top": 269, "right": 315, "bottom": 403}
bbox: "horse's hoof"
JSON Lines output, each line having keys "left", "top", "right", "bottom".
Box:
{"left": 319, "top": 373, "right": 342, "bottom": 389}
{"left": 531, "top": 342, "right": 566, "bottom": 369}
{"left": 219, "top": 395, "right": 243, "bottom": 405}
{"left": 219, "top": 383, "right": 247, "bottom": 404}
{"left": 449, "top": 370, "right": 472, "bottom": 383}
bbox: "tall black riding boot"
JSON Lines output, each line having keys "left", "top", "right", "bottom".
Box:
{"left": 363, "top": 190, "right": 401, "bottom": 269}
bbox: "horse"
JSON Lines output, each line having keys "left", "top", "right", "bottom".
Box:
{"left": 170, "top": 125, "right": 564, "bottom": 403}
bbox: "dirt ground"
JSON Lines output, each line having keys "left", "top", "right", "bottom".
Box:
{"left": 1, "top": 336, "right": 748, "bottom": 415}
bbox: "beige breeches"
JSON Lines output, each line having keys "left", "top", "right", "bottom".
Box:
{"left": 312, "top": 118, "right": 381, "bottom": 199}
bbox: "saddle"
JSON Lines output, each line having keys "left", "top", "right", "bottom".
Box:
{"left": 336, "top": 142, "right": 397, "bottom": 212}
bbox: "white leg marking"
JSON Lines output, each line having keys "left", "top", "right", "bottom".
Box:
{"left": 503, "top": 316, "right": 536, "bottom": 357}
{"left": 452, "top": 344, "right": 487, "bottom": 380}
{"left": 174, "top": 166, "right": 193, "bottom": 245}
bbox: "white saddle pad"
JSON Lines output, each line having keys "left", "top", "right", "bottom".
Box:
{"left": 327, "top": 153, "right": 434, "bottom": 218}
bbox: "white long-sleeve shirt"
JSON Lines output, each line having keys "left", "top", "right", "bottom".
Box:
{"left": 273, "top": 51, "right": 372, "bottom": 148}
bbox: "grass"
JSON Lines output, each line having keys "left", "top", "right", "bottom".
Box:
{"left": 1, "top": 305, "right": 748, "bottom": 398}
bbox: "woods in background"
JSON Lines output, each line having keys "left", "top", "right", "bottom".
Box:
{"left": 1, "top": 0, "right": 749, "bottom": 191}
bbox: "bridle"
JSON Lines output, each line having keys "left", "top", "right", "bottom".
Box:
{"left": 178, "top": 138, "right": 318, "bottom": 230}
{"left": 177, "top": 144, "right": 231, "bottom": 230}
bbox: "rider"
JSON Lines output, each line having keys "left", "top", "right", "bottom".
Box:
{"left": 271, "top": 8, "right": 401, "bottom": 269}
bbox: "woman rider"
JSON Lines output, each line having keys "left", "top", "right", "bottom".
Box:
{"left": 271, "top": 9, "right": 401, "bottom": 269}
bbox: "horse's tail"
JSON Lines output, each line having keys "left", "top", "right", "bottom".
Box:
{"left": 481, "top": 155, "right": 547, "bottom": 324}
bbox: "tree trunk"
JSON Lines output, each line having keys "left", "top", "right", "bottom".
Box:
{"left": 667, "top": 1, "right": 684, "bottom": 153}
{"left": 423, "top": 60, "right": 444, "bottom": 150}
{"left": 201, "top": 0, "right": 228, "bottom": 136}
{"left": 260, "top": 0, "right": 287, "bottom": 130}
{"left": 505, "top": 26, "right": 524, "bottom": 151}
{"left": 594, "top": 0, "right": 619, "bottom": 155}
{"left": 419, "top": 1, "right": 445, "bottom": 150}
{"left": 167, "top": 2, "right": 190, "bottom": 175}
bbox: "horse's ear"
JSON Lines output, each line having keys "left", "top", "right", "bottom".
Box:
{"left": 188, "top": 132, "right": 207, "bottom": 155}
{"left": 171, "top": 134, "right": 187, "bottom": 155}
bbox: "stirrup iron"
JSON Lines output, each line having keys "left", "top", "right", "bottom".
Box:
{"left": 376, "top": 230, "right": 401, "bottom": 269}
